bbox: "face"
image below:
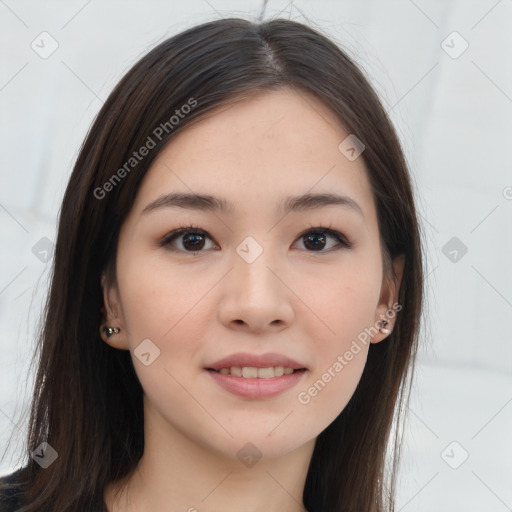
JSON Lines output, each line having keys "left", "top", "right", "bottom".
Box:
{"left": 101, "top": 88, "right": 403, "bottom": 461}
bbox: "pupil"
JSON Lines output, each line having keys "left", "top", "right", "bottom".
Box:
{"left": 304, "top": 233, "right": 325, "bottom": 250}
{"left": 181, "top": 233, "right": 327, "bottom": 251}
{"left": 184, "top": 233, "right": 204, "bottom": 250}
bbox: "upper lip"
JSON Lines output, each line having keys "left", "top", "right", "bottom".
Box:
{"left": 206, "top": 352, "right": 307, "bottom": 371}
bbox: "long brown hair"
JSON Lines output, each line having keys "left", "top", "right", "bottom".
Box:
{"left": 1, "top": 16, "right": 424, "bottom": 512}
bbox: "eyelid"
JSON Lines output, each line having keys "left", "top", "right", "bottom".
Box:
{"left": 158, "top": 223, "right": 353, "bottom": 252}
{"left": 158, "top": 225, "right": 216, "bottom": 251}
{"left": 297, "top": 224, "right": 353, "bottom": 248}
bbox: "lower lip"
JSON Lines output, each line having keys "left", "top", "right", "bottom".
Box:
{"left": 206, "top": 369, "right": 306, "bottom": 399}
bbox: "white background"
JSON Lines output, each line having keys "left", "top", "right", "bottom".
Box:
{"left": 1, "top": 1, "right": 511, "bottom": 510}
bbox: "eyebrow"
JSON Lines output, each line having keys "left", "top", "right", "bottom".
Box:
{"left": 141, "top": 192, "right": 364, "bottom": 218}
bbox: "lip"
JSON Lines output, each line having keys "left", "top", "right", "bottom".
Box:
{"left": 207, "top": 368, "right": 307, "bottom": 399}
{"left": 204, "top": 351, "right": 308, "bottom": 400}
{"left": 205, "top": 352, "right": 306, "bottom": 371}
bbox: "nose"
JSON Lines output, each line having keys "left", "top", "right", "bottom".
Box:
{"left": 217, "top": 242, "right": 295, "bottom": 334}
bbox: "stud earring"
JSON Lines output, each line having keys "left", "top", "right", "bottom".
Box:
{"left": 379, "top": 320, "right": 390, "bottom": 335}
{"left": 103, "top": 326, "right": 120, "bottom": 338}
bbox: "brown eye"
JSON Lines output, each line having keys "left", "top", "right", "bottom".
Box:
{"left": 296, "top": 228, "right": 352, "bottom": 252}
{"left": 303, "top": 232, "right": 328, "bottom": 250}
{"left": 159, "top": 226, "right": 352, "bottom": 254}
{"left": 159, "top": 227, "right": 217, "bottom": 253}
{"left": 180, "top": 232, "right": 207, "bottom": 251}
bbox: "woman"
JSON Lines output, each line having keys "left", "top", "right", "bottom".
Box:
{"left": 0, "top": 16, "right": 424, "bottom": 512}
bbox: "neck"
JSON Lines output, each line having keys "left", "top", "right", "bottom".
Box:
{"left": 104, "top": 400, "right": 315, "bottom": 512}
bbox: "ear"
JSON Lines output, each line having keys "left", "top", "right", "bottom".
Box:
{"left": 99, "top": 272, "right": 129, "bottom": 350}
{"left": 371, "top": 253, "right": 405, "bottom": 344}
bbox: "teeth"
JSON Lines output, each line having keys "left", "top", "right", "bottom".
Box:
{"left": 215, "top": 366, "right": 299, "bottom": 378}
{"left": 257, "top": 367, "right": 276, "bottom": 378}
{"left": 242, "top": 366, "right": 258, "bottom": 378}
{"left": 231, "top": 366, "right": 242, "bottom": 377}
{"left": 273, "top": 366, "right": 285, "bottom": 377}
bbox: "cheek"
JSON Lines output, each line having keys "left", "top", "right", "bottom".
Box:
{"left": 116, "top": 250, "right": 213, "bottom": 395}
{"left": 295, "top": 282, "right": 373, "bottom": 421}
{"left": 116, "top": 264, "right": 208, "bottom": 417}
{"left": 295, "top": 345, "right": 368, "bottom": 425}
{"left": 117, "top": 245, "right": 211, "bottom": 342}
{"left": 292, "top": 261, "right": 380, "bottom": 418}
{"left": 298, "top": 261, "right": 382, "bottom": 350}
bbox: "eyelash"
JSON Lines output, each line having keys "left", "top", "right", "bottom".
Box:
{"left": 158, "top": 223, "right": 353, "bottom": 254}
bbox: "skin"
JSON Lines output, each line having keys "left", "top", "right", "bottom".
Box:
{"left": 101, "top": 88, "right": 404, "bottom": 512}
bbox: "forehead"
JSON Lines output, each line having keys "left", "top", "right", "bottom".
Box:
{"left": 130, "top": 89, "right": 376, "bottom": 225}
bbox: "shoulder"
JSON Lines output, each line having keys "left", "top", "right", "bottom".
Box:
{"left": 0, "top": 467, "right": 28, "bottom": 512}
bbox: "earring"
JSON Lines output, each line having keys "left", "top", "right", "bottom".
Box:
{"left": 103, "top": 326, "right": 120, "bottom": 338}
{"left": 379, "top": 320, "right": 390, "bottom": 335}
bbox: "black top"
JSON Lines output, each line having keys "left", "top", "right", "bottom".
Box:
{"left": 0, "top": 468, "right": 27, "bottom": 511}
{"left": 0, "top": 467, "right": 108, "bottom": 512}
